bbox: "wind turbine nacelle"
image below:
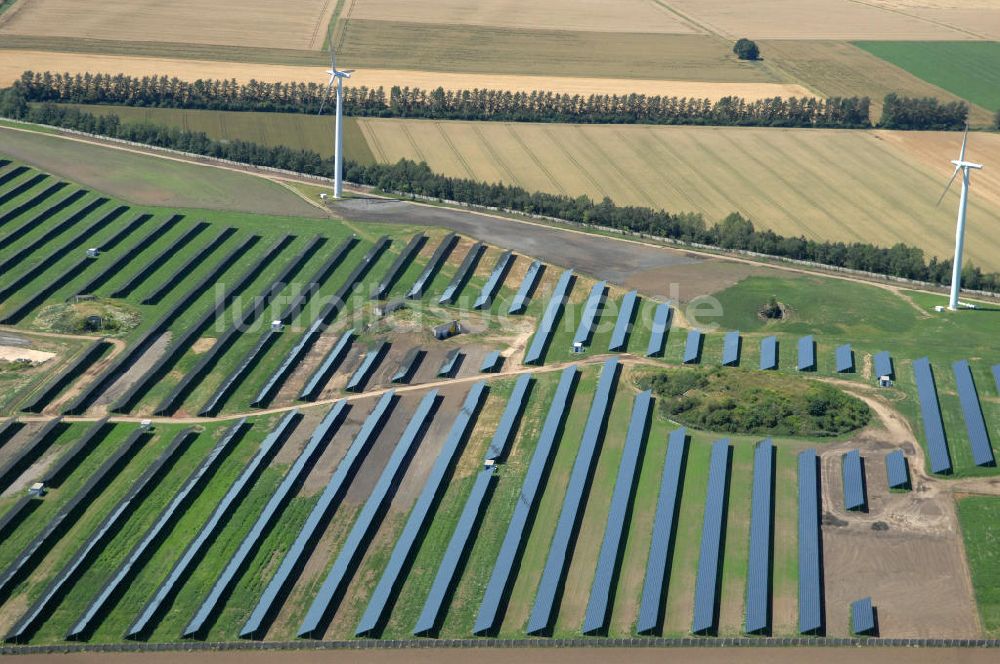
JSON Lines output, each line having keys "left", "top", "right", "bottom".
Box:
{"left": 951, "top": 159, "right": 983, "bottom": 170}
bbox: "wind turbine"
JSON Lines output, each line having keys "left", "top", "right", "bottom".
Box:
{"left": 318, "top": 51, "right": 353, "bottom": 198}
{"left": 936, "top": 126, "right": 984, "bottom": 310}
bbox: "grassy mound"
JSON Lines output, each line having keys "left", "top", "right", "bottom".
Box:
{"left": 33, "top": 299, "right": 141, "bottom": 337}
{"left": 640, "top": 366, "right": 871, "bottom": 438}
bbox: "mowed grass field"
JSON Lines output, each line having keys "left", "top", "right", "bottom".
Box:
{"left": 957, "top": 496, "right": 1000, "bottom": 636}
{"left": 0, "top": 0, "right": 337, "bottom": 50}
{"left": 356, "top": 118, "right": 1000, "bottom": 270}
{"left": 855, "top": 41, "right": 1000, "bottom": 112}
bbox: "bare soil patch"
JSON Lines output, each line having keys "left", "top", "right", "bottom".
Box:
{"left": 88, "top": 332, "right": 171, "bottom": 414}
{"left": 0, "top": 345, "right": 54, "bottom": 363}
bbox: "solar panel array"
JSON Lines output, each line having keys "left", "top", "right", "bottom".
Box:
{"left": 528, "top": 358, "right": 619, "bottom": 634}
{"left": 127, "top": 412, "right": 300, "bottom": 638}
{"left": 683, "top": 330, "right": 703, "bottom": 364}
{"left": 485, "top": 374, "right": 532, "bottom": 461}
{"left": 299, "top": 391, "right": 438, "bottom": 638}
{"left": 241, "top": 393, "right": 396, "bottom": 639}
{"left": 480, "top": 350, "right": 502, "bottom": 373}
{"left": 184, "top": 402, "right": 348, "bottom": 638}
{"left": 21, "top": 340, "right": 110, "bottom": 413}
{"left": 797, "top": 335, "right": 816, "bottom": 371}
{"left": 475, "top": 250, "right": 514, "bottom": 310}
{"left": 722, "top": 330, "right": 741, "bottom": 366}
{"left": 5, "top": 429, "right": 197, "bottom": 643}
{"left": 414, "top": 466, "right": 495, "bottom": 635}
{"left": 0, "top": 189, "right": 88, "bottom": 253}
{"left": 356, "top": 383, "right": 486, "bottom": 636}
{"left": 841, "top": 449, "right": 866, "bottom": 511}
{"left": 583, "top": 389, "right": 651, "bottom": 634}
{"left": 346, "top": 342, "right": 389, "bottom": 392}
{"left": 760, "top": 336, "right": 778, "bottom": 370}
{"left": 0, "top": 419, "right": 64, "bottom": 493}
{"left": 608, "top": 290, "right": 638, "bottom": 352}
{"left": 107, "top": 218, "right": 211, "bottom": 297}
{"left": 475, "top": 365, "right": 577, "bottom": 635}
{"left": 646, "top": 302, "right": 672, "bottom": 357}
{"left": 439, "top": 241, "right": 484, "bottom": 304}
{"left": 141, "top": 227, "right": 237, "bottom": 305}
{"left": 692, "top": 439, "right": 730, "bottom": 634}
{"left": 798, "top": 449, "right": 822, "bottom": 634}
{"left": 392, "top": 347, "right": 424, "bottom": 383}
{"left": 952, "top": 360, "right": 995, "bottom": 467}
{"left": 0, "top": 197, "right": 108, "bottom": 270}
{"left": 912, "top": 357, "right": 952, "bottom": 474}
{"left": 524, "top": 269, "right": 574, "bottom": 365}
{"left": 835, "top": 344, "right": 854, "bottom": 373}
{"left": 374, "top": 233, "right": 425, "bottom": 300}
{"left": 885, "top": 450, "right": 910, "bottom": 490}
{"left": 68, "top": 421, "right": 249, "bottom": 640}
{"left": 508, "top": 260, "right": 543, "bottom": 314}
{"left": 746, "top": 439, "right": 774, "bottom": 634}
{"left": 573, "top": 280, "right": 608, "bottom": 346}
{"left": 874, "top": 351, "right": 894, "bottom": 379}
{"left": 636, "top": 427, "right": 687, "bottom": 635}
{"left": 300, "top": 330, "right": 355, "bottom": 400}
{"left": 408, "top": 233, "right": 456, "bottom": 299}
{"left": 851, "top": 597, "right": 875, "bottom": 635}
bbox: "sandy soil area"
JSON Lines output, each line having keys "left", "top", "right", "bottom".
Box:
{"left": 0, "top": 345, "right": 54, "bottom": 363}
{"left": 0, "top": 50, "right": 813, "bottom": 100}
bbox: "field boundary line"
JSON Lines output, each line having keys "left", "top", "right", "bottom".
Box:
{"left": 845, "top": 0, "right": 986, "bottom": 40}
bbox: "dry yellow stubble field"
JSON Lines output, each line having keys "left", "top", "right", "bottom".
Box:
{"left": 356, "top": 118, "right": 1000, "bottom": 269}
{"left": 0, "top": 0, "right": 337, "bottom": 49}
{"left": 346, "top": 0, "right": 699, "bottom": 33}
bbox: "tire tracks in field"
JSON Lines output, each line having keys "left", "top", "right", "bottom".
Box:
{"left": 434, "top": 122, "right": 477, "bottom": 181}
{"left": 573, "top": 126, "right": 659, "bottom": 209}
{"left": 505, "top": 124, "right": 570, "bottom": 196}
{"left": 400, "top": 122, "right": 431, "bottom": 166}
{"left": 845, "top": 0, "right": 987, "bottom": 40}
{"left": 358, "top": 119, "right": 389, "bottom": 163}
{"left": 625, "top": 126, "right": 699, "bottom": 210}
{"left": 472, "top": 124, "right": 520, "bottom": 186}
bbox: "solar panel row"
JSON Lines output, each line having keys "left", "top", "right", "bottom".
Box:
{"left": 0, "top": 419, "right": 64, "bottom": 494}
{"left": 475, "top": 250, "right": 515, "bottom": 310}
{"left": 474, "top": 365, "right": 578, "bottom": 635}
{"left": 797, "top": 335, "right": 816, "bottom": 371}
{"left": 485, "top": 374, "right": 532, "bottom": 462}
{"left": 414, "top": 466, "right": 495, "bottom": 635}
{"left": 722, "top": 330, "right": 741, "bottom": 366}
{"left": 583, "top": 389, "right": 652, "bottom": 634}
{"left": 374, "top": 233, "right": 425, "bottom": 300}
{"left": 692, "top": 439, "right": 731, "bottom": 635}
{"left": 21, "top": 340, "right": 110, "bottom": 414}
{"left": 912, "top": 357, "right": 952, "bottom": 474}
{"left": 0, "top": 426, "right": 147, "bottom": 605}
{"left": 993, "top": 364, "right": 1000, "bottom": 396}
{"left": 835, "top": 344, "right": 854, "bottom": 373}
{"left": 524, "top": 269, "right": 574, "bottom": 365}
{"left": 300, "top": 330, "right": 355, "bottom": 400}
{"left": 439, "top": 242, "right": 485, "bottom": 305}
{"left": 952, "top": 360, "right": 995, "bottom": 467}
{"left": 106, "top": 216, "right": 207, "bottom": 296}
{"left": 608, "top": 290, "right": 639, "bottom": 352}
{"left": 851, "top": 597, "right": 876, "bottom": 635}
{"left": 842, "top": 450, "right": 866, "bottom": 511}
{"left": 356, "top": 383, "right": 487, "bottom": 636}
{"left": 346, "top": 342, "right": 389, "bottom": 392}
{"left": 646, "top": 303, "right": 672, "bottom": 357}
{"left": 874, "top": 351, "right": 894, "bottom": 380}
{"left": 683, "top": 330, "right": 703, "bottom": 364}
{"left": 0, "top": 179, "right": 61, "bottom": 225}
{"left": 240, "top": 393, "right": 396, "bottom": 639}
{"left": 392, "top": 347, "right": 424, "bottom": 383}
{"left": 636, "top": 427, "right": 687, "bottom": 634}
{"left": 885, "top": 450, "right": 910, "bottom": 490}
{"left": 142, "top": 227, "right": 238, "bottom": 305}
{"left": 528, "top": 358, "right": 620, "bottom": 635}
{"left": 78, "top": 216, "right": 186, "bottom": 296}
{"left": 760, "top": 336, "right": 778, "bottom": 370}
{"left": 38, "top": 419, "right": 110, "bottom": 487}
{"left": 746, "top": 439, "right": 774, "bottom": 635}
{"left": 408, "top": 233, "right": 456, "bottom": 299}
{"left": 0, "top": 190, "right": 92, "bottom": 261}
{"left": 184, "top": 402, "right": 349, "bottom": 638}
{"left": 67, "top": 421, "right": 249, "bottom": 640}
{"left": 508, "top": 259, "right": 543, "bottom": 315}
{"left": 438, "top": 349, "right": 462, "bottom": 378}
{"left": 480, "top": 350, "right": 502, "bottom": 373}
{"left": 5, "top": 429, "right": 197, "bottom": 643}
{"left": 0, "top": 173, "right": 47, "bottom": 208}
{"left": 127, "top": 412, "right": 300, "bottom": 639}
{"left": 298, "top": 391, "right": 438, "bottom": 638}
{"left": 573, "top": 281, "right": 608, "bottom": 346}
{"left": 798, "top": 449, "right": 822, "bottom": 634}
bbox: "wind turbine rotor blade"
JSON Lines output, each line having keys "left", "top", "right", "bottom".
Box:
{"left": 936, "top": 166, "right": 961, "bottom": 207}
{"left": 317, "top": 78, "right": 335, "bottom": 115}
{"left": 959, "top": 124, "right": 969, "bottom": 162}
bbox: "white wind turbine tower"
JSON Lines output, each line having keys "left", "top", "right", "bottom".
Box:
{"left": 936, "top": 126, "right": 984, "bottom": 310}
{"left": 318, "top": 51, "right": 354, "bottom": 198}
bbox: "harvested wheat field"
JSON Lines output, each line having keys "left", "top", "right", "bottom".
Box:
{"left": 761, "top": 40, "right": 994, "bottom": 125}
{"left": 0, "top": 0, "right": 337, "bottom": 49}
{"left": 0, "top": 49, "right": 811, "bottom": 100}
{"left": 866, "top": 0, "right": 1000, "bottom": 39}
{"left": 665, "top": 0, "right": 977, "bottom": 39}
{"left": 357, "top": 118, "right": 1000, "bottom": 269}
{"left": 347, "top": 0, "right": 699, "bottom": 33}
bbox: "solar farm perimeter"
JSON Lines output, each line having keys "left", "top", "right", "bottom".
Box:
{"left": 0, "top": 149, "right": 998, "bottom": 653}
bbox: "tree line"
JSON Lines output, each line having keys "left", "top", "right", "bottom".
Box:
{"left": 879, "top": 93, "right": 969, "bottom": 130}
{"left": 3, "top": 93, "right": 994, "bottom": 294}
{"left": 14, "top": 70, "right": 872, "bottom": 128}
